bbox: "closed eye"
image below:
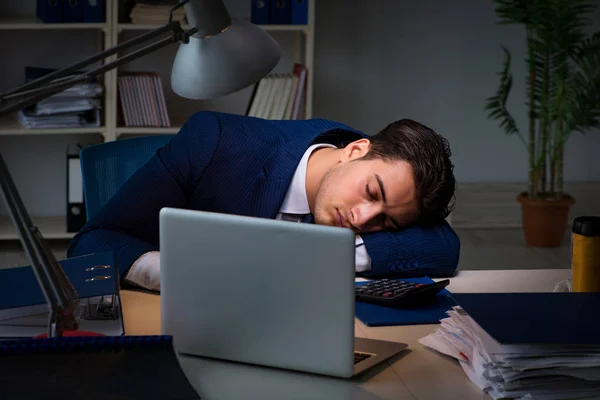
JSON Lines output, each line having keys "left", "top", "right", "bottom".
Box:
{"left": 366, "top": 183, "right": 377, "bottom": 200}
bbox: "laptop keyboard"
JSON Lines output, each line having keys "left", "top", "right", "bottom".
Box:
{"left": 354, "top": 351, "right": 373, "bottom": 364}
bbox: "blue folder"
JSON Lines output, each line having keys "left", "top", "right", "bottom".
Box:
{"left": 0, "top": 251, "right": 118, "bottom": 310}
{"left": 270, "top": 0, "right": 291, "bottom": 24}
{"left": 291, "top": 0, "right": 308, "bottom": 24}
{"left": 355, "top": 277, "right": 457, "bottom": 327}
{"left": 83, "top": 0, "right": 104, "bottom": 22}
{"left": 251, "top": 0, "right": 270, "bottom": 24}
{"left": 451, "top": 292, "right": 600, "bottom": 346}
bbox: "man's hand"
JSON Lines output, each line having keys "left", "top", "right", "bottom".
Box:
{"left": 124, "top": 251, "right": 161, "bottom": 291}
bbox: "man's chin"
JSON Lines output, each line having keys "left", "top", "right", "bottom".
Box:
{"left": 313, "top": 214, "right": 332, "bottom": 227}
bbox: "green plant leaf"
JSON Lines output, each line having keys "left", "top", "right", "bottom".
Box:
{"left": 485, "top": 47, "right": 522, "bottom": 140}
{"left": 566, "top": 32, "right": 600, "bottom": 133}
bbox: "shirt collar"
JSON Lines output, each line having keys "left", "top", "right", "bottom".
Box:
{"left": 278, "top": 143, "right": 337, "bottom": 214}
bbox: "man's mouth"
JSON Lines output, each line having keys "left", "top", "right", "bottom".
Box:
{"left": 336, "top": 209, "right": 346, "bottom": 228}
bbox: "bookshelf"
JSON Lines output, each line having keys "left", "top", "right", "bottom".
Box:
{"left": 0, "top": 0, "right": 316, "bottom": 241}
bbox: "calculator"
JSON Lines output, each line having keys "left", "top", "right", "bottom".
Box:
{"left": 355, "top": 278, "right": 450, "bottom": 308}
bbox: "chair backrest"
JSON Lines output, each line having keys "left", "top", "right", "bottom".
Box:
{"left": 80, "top": 134, "right": 175, "bottom": 221}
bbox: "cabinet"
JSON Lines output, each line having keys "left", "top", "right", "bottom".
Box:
{"left": 0, "top": 0, "right": 315, "bottom": 241}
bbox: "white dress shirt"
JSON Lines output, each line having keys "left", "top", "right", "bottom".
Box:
{"left": 124, "top": 143, "right": 372, "bottom": 290}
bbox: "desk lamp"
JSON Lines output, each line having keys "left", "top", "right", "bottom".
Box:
{"left": 0, "top": 0, "right": 281, "bottom": 337}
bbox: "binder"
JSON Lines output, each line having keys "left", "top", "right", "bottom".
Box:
{"left": 270, "top": 0, "right": 291, "bottom": 24}
{"left": 291, "top": 0, "right": 308, "bottom": 24}
{"left": 355, "top": 277, "right": 458, "bottom": 327}
{"left": 83, "top": 0, "right": 104, "bottom": 22}
{"left": 0, "top": 335, "right": 201, "bottom": 400}
{"left": 251, "top": 0, "right": 270, "bottom": 24}
{"left": 37, "top": 0, "right": 63, "bottom": 23}
{"left": 63, "top": 0, "right": 84, "bottom": 22}
{"left": 67, "top": 146, "right": 86, "bottom": 233}
{"left": 0, "top": 251, "right": 124, "bottom": 338}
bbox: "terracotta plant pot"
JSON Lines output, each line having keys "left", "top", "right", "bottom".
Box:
{"left": 517, "top": 192, "right": 576, "bottom": 247}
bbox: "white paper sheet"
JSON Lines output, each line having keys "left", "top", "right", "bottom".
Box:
{"left": 419, "top": 306, "right": 600, "bottom": 399}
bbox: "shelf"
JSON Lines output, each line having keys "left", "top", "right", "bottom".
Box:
{"left": 0, "top": 115, "right": 106, "bottom": 136}
{"left": 0, "top": 216, "right": 75, "bottom": 240}
{"left": 0, "top": 18, "right": 107, "bottom": 31}
{"left": 116, "top": 126, "right": 181, "bottom": 136}
{"left": 117, "top": 23, "right": 309, "bottom": 33}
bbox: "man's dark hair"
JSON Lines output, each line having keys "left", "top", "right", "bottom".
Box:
{"left": 362, "top": 119, "right": 456, "bottom": 225}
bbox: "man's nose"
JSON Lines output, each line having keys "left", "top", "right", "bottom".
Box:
{"left": 352, "top": 204, "right": 381, "bottom": 231}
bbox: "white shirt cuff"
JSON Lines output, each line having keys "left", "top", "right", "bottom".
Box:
{"left": 124, "top": 251, "right": 161, "bottom": 291}
{"left": 355, "top": 235, "right": 371, "bottom": 273}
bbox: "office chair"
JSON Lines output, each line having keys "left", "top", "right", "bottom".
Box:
{"left": 79, "top": 134, "right": 175, "bottom": 221}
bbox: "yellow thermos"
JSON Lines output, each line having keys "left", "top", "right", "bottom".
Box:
{"left": 571, "top": 216, "right": 600, "bottom": 292}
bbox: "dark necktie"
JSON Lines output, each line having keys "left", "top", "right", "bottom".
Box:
{"left": 301, "top": 213, "right": 314, "bottom": 224}
{"left": 280, "top": 213, "right": 314, "bottom": 224}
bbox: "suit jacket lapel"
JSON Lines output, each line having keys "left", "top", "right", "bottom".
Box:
{"left": 248, "top": 144, "right": 305, "bottom": 219}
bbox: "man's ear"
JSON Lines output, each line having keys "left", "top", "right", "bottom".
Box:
{"left": 339, "top": 139, "right": 371, "bottom": 162}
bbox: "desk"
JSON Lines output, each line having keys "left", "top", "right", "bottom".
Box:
{"left": 120, "top": 269, "right": 570, "bottom": 400}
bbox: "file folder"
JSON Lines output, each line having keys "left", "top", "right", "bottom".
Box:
{"left": 0, "top": 251, "right": 124, "bottom": 338}
{"left": 0, "top": 335, "right": 201, "bottom": 400}
{"left": 37, "top": 0, "right": 63, "bottom": 23}
{"left": 451, "top": 292, "right": 600, "bottom": 346}
{"left": 63, "top": 0, "right": 84, "bottom": 22}
{"left": 67, "top": 146, "right": 86, "bottom": 232}
{"left": 291, "top": 0, "right": 308, "bottom": 24}
{"left": 251, "top": 0, "right": 270, "bottom": 24}
{"left": 270, "top": 0, "right": 291, "bottom": 24}
{"left": 355, "top": 277, "right": 457, "bottom": 327}
{"left": 83, "top": 0, "right": 104, "bottom": 22}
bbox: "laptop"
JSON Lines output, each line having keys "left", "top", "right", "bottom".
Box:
{"left": 159, "top": 207, "right": 407, "bottom": 378}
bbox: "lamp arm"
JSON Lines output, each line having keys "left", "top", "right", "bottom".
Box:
{"left": 0, "top": 21, "right": 197, "bottom": 117}
{"left": 1, "top": 0, "right": 192, "bottom": 99}
{"left": 0, "top": 152, "right": 79, "bottom": 337}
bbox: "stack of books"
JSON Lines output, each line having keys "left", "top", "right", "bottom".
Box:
{"left": 117, "top": 72, "right": 171, "bottom": 128}
{"left": 246, "top": 63, "right": 307, "bottom": 120}
{"left": 420, "top": 293, "right": 600, "bottom": 400}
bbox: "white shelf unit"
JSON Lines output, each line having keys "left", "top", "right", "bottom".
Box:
{"left": 0, "top": 0, "right": 316, "bottom": 241}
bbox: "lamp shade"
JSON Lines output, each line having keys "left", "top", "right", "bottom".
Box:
{"left": 171, "top": 18, "right": 281, "bottom": 100}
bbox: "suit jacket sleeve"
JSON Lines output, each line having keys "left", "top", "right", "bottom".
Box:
{"left": 358, "top": 219, "right": 460, "bottom": 278}
{"left": 67, "top": 112, "right": 221, "bottom": 279}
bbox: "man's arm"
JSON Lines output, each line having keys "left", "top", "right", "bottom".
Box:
{"left": 358, "top": 219, "right": 460, "bottom": 278}
{"left": 67, "top": 112, "right": 221, "bottom": 279}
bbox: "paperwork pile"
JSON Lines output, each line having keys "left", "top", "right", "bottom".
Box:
{"left": 419, "top": 293, "right": 600, "bottom": 400}
{"left": 18, "top": 82, "right": 103, "bottom": 129}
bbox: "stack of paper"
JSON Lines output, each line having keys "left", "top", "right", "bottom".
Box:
{"left": 419, "top": 293, "right": 600, "bottom": 400}
{"left": 18, "top": 82, "right": 103, "bottom": 129}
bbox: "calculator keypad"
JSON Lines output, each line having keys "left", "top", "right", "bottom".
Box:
{"left": 356, "top": 279, "right": 425, "bottom": 297}
{"left": 355, "top": 278, "right": 449, "bottom": 309}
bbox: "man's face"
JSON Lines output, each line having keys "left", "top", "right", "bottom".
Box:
{"left": 312, "top": 141, "right": 420, "bottom": 233}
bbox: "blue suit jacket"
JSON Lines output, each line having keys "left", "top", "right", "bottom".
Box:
{"left": 67, "top": 111, "right": 460, "bottom": 279}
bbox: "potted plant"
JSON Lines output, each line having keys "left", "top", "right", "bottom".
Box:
{"left": 485, "top": 0, "right": 600, "bottom": 247}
